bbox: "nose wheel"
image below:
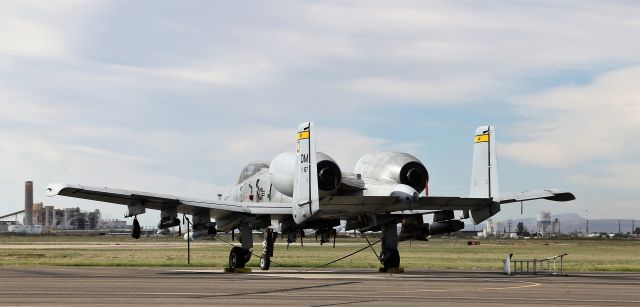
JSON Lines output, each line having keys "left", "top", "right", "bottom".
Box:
{"left": 260, "top": 228, "right": 277, "bottom": 270}
{"left": 260, "top": 253, "right": 271, "bottom": 270}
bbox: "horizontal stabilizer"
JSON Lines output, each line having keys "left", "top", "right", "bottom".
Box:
{"left": 318, "top": 195, "right": 491, "bottom": 217}
{"left": 497, "top": 189, "right": 575, "bottom": 204}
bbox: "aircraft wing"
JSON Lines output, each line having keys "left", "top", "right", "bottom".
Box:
{"left": 318, "top": 195, "right": 490, "bottom": 217}
{"left": 45, "top": 183, "right": 292, "bottom": 217}
{"left": 497, "top": 189, "right": 575, "bottom": 204}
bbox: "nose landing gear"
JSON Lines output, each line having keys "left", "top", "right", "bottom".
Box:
{"left": 260, "top": 228, "right": 277, "bottom": 270}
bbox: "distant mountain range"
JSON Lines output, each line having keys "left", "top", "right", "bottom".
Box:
{"left": 463, "top": 213, "right": 639, "bottom": 234}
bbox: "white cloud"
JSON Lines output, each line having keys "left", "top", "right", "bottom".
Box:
{"left": 0, "top": 85, "right": 73, "bottom": 124}
{"left": 569, "top": 162, "right": 640, "bottom": 191}
{"left": 118, "top": 54, "right": 281, "bottom": 88}
{"left": 502, "top": 66, "right": 640, "bottom": 190}
{"left": 304, "top": 1, "right": 640, "bottom": 103}
{"left": 0, "top": 131, "right": 230, "bottom": 226}
{"left": 207, "top": 124, "right": 391, "bottom": 172}
{"left": 0, "top": 1, "right": 105, "bottom": 58}
{"left": 346, "top": 75, "right": 496, "bottom": 103}
{"left": 0, "top": 14, "right": 67, "bottom": 57}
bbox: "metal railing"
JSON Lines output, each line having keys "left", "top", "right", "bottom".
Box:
{"left": 503, "top": 253, "right": 568, "bottom": 276}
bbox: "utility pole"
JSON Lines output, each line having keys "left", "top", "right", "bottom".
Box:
{"left": 619, "top": 219, "right": 621, "bottom": 234}
{"left": 585, "top": 209, "right": 589, "bottom": 235}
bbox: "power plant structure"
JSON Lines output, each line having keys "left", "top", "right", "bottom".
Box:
{"left": 24, "top": 181, "right": 33, "bottom": 226}
{"left": 32, "top": 204, "right": 102, "bottom": 230}
{"left": 1, "top": 181, "right": 130, "bottom": 234}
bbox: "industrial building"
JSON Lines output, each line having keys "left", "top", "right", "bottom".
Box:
{"left": 0, "top": 181, "right": 130, "bottom": 234}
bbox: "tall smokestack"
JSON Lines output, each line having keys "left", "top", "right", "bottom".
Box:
{"left": 24, "top": 181, "right": 33, "bottom": 225}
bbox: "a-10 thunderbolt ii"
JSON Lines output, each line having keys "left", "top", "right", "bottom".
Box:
{"left": 46, "top": 122, "right": 574, "bottom": 271}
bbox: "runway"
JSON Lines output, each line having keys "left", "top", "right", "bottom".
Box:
{"left": 1, "top": 267, "right": 639, "bottom": 306}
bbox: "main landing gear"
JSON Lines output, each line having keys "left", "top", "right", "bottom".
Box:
{"left": 379, "top": 223, "right": 402, "bottom": 272}
{"left": 226, "top": 224, "right": 278, "bottom": 271}
{"left": 229, "top": 246, "right": 251, "bottom": 270}
{"left": 227, "top": 222, "right": 253, "bottom": 271}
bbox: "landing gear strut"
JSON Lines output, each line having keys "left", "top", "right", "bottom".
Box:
{"left": 379, "top": 223, "right": 401, "bottom": 270}
{"left": 227, "top": 222, "right": 253, "bottom": 271}
{"left": 260, "top": 228, "right": 277, "bottom": 270}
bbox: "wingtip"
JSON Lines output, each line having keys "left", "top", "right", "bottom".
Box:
{"left": 45, "top": 183, "right": 68, "bottom": 197}
{"left": 545, "top": 189, "right": 576, "bottom": 202}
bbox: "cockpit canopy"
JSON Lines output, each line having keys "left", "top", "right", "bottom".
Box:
{"left": 237, "top": 161, "right": 270, "bottom": 184}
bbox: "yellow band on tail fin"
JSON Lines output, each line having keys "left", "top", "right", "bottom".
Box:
{"left": 297, "top": 131, "right": 310, "bottom": 140}
{"left": 475, "top": 134, "right": 489, "bottom": 143}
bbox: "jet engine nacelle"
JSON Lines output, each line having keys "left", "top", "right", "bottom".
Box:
{"left": 354, "top": 152, "right": 429, "bottom": 193}
{"left": 269, "top": 151, "right": 342, "bottom": 197}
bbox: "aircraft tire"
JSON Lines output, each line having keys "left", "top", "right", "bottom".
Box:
{"left": 381, "top": 249, "right": 400, "bottom": 269}
{"left": 244, "top": 249, "right": 252, "bottom": 263}
{"left": 229, "top": 246, "right": 246, "bottom": 269}
{"left": 260, "top": 253, "right": 271, "bottom": 270}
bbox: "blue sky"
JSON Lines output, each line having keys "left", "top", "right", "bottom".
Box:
{"left": 1, "top": 1, "right": 639, "bottom": 226}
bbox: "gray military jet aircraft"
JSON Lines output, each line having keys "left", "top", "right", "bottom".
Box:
{"left": 46, "top": 122, "right": 574, "bottom": 271}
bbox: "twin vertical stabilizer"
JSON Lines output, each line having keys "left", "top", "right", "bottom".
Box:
{"left": 292, "top": 122, "right": 320, "bottom": 224}
{"left": 290, "top": 123, "right": 502, "bottom": 224}
{"left": 469, "top": 125, "right": 500, "bottom": 224}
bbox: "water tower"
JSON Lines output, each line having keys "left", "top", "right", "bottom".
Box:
{"left": 537, "top": 211, "right": 552, "bottom": 236}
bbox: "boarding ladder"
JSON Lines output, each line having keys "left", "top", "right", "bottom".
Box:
{"left": 503, "top": 253, "right": 568, "bottom": 276}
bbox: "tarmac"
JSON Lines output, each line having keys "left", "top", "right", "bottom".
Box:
{"left": 1, "top": 267, "right": 639, "bottom": 306}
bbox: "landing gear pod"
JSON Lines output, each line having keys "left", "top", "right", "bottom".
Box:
{"left": 158, "top": 207, "right": 180, "bottom": 229}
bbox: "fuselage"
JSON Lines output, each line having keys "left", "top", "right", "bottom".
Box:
{"left": 225, "top": 151, "right": 429, "bottom": 206}
{"left": 225, "top": 163, "right": 291, "bottom": 204}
